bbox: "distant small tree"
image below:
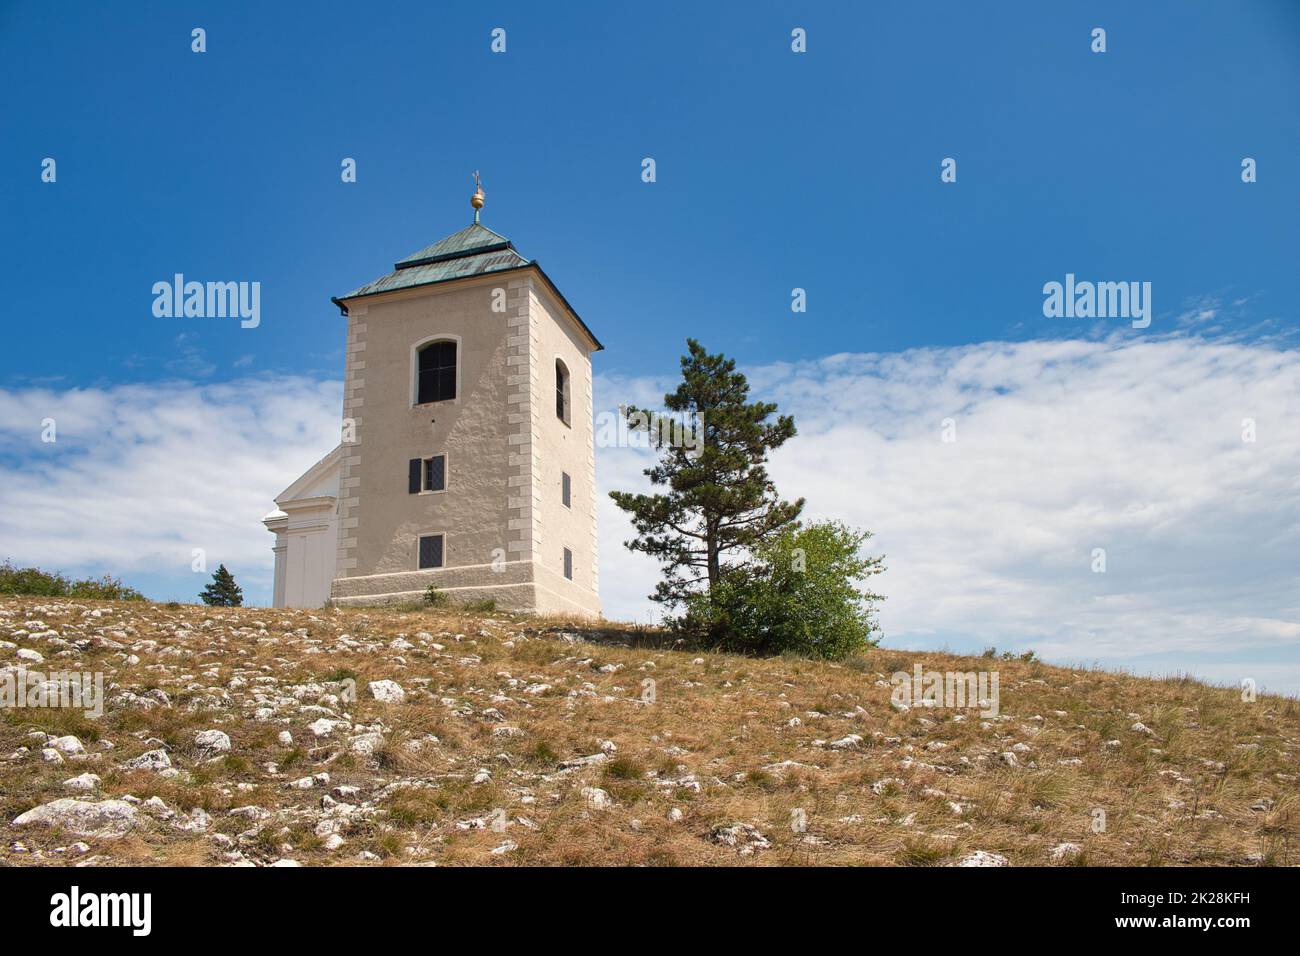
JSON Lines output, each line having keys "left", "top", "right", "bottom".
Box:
{"left": 199, "top": 564, "right": 243, "bottom": 606}
{"left": 682, "top": 521, "right": 884, "bottom": 659}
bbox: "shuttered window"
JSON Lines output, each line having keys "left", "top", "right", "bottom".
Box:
{"left": 563, "top": 547, "right": 573, "bottom": 581}
{"left": 425, "top": 454, "right": 446, "bottom": 492}
{"left": 561, "top": 471, "right": 571, "bottom": 508}
{"left": 417, "top": 341, "right": 457, "bottom": 404}
{"left": 418, "top": 534, "right": 444, "bottom": 569}
{"left": 410, "top": 455, "right": 447, "bottom": 493}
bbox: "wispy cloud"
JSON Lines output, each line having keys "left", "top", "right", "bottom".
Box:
{"left": 597, "top": 334, "right": 1300, "bottom": 692}
{"left": 0, "top": 376, "right": 342, "bottom": 597}
{"left": 1, "top": 334, "right": 1296, "bottom": 692}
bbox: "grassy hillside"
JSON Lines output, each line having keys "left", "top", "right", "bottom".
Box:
{"left": 1, "top": 596, "right": 1296, "bottom": 866}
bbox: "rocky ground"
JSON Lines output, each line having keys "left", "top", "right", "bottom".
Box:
{"left": 1, "top": 596, "right": 1296, "bottom": 866}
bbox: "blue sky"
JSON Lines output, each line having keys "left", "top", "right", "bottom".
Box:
{"left": 2, "top": 2, "right": 1299, "bottom": 692}
{"left": 4, "top": 0, "right": 1299, "bottom": 380}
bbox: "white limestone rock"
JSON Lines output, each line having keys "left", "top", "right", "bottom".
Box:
{"left": 63, "top": 773, "right": 101, "bottom": 792}
{"left": 195, "top": 730, "right": 232, "bottom": 754}
{"left": 956, "top": 850, "right": 1008, "bottom": 867}
{"left": 123, "top": 749, "right": 171, "bottom": 771}
{"left": 368, "top": 680, "right": 405, "bottom": 704}
{"left": 13, "top": 799, "right": 139, "bottom": 839}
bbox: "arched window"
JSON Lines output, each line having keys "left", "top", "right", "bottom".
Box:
{"left": 555, "top": 359, "right": 570, "bottom": 425}
{"left": 417, "top": 340, "right": 457, "bottom": 404}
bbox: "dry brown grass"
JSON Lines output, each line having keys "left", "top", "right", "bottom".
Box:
{"left": 1, "top": 595, "right": 1297, "bottom": 866}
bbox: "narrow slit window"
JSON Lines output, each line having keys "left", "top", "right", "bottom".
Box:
{"left": 555, "top": 359, "right": 570, "bottom": 424}
{"left": 563, "top": 547, "right": 573, "bottom": 581}
{"left": 561, "top": 471, "right": 571, "bottom": 508}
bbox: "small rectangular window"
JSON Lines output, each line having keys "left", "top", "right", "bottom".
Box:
{"left": 561, "top": 471, "right": 571, "bottom": 508}
{"left": 418, "top": 534, "right": 444, "bottom": 570}
{"left": 563, "top": 547, "right": 573, "bottom": 581}
{"left": 424, "top": 454, "right": 446, "bottom": 492}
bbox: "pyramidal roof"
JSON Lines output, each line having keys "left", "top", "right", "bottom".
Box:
{"left": 332, "top": 217, "right": 602, "bottom": 350}
{"left": 337, "top": 222, "right": 530, "bottom": 301}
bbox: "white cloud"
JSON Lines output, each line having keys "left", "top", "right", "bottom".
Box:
{"left": 596, "top": 335, "right": 1300, "bottom": 692}
{"left": 0, "top": 376, "right": 342, "bottom": 598}
{"left": 2, "top": 335, "right": 1297, "bottom": 692}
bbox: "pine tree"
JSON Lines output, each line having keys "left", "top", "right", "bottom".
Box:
{"left": 199, "top": 564, "right": 243, "bottom": 607}
{"left": 610, "top": 339, "right": 804, "bottom": 610}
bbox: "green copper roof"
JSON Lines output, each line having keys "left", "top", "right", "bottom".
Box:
{"left": 395, "top": 222, "right": 513, "bottom": 266}
{"left": 332, "top": 219, "right": 603, "bottom": 350}
{"left": 336, "top": 222, "right": 530, "bottom": 300}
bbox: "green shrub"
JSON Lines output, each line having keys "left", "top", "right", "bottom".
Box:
{"left": 0, "top": 562, "right": 69, "bottom": 596}
{"left": 69, "top": 574, "right": 146, "bottom": 601}
{"left": 679, "top": 521, "right": 884, "bottom": 660}
{"left": 0, "top": 560, "right": 145, "bottom": 601}
{"left": 423, "top": 585, "right": 449, "bottom": 607}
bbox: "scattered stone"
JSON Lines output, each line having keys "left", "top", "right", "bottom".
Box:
{"left": 309, "top": 718, "right": 343, "bottom": 738}
{"left": 123, "top": 749, "right": 171, "bottom": 771}
{"left": 195, "top": 730, "right": 232, "bottom": 755}
{"left": 368, "top": 680, "right": 405, "bottom": 703}
{"left": 871, "top": 778, "right": 905, "bottom": 795}
{"left": 63, "top": 773, "right": 101, "bottom": 792}
{"left": 348, "top": 732, "right": 384, "bottom": 756}
{"left": 1049, "top": 842, "right": 1082, "bottom": 862}
{"left": 13, "top": 799, "right": 139, "bottom": 839}
{"left": 710, "top": 822, "right": 771, "bottom": 854}
{"left": 955, "top": 850, "right": 1008, "bottom": 867}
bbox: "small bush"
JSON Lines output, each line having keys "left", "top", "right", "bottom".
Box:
{"left": 0, "top": 559, "right": 145, "bottom": 601}
{"left": 678, "top": 521, "right": 884, "bottom": 660}
{"left": 423, "top": 585, "right": 449, "bottom": 607}
{"left": 69, "top": 574, "right": 146, "bottom": 601}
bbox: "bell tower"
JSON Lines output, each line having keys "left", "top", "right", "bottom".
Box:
{"left": 327, "top": 179, "right": 603, "bottom": 617}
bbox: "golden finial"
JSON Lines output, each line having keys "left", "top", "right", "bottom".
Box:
{"left": 471, "top": 170, "right": 485, "bottom": 223}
